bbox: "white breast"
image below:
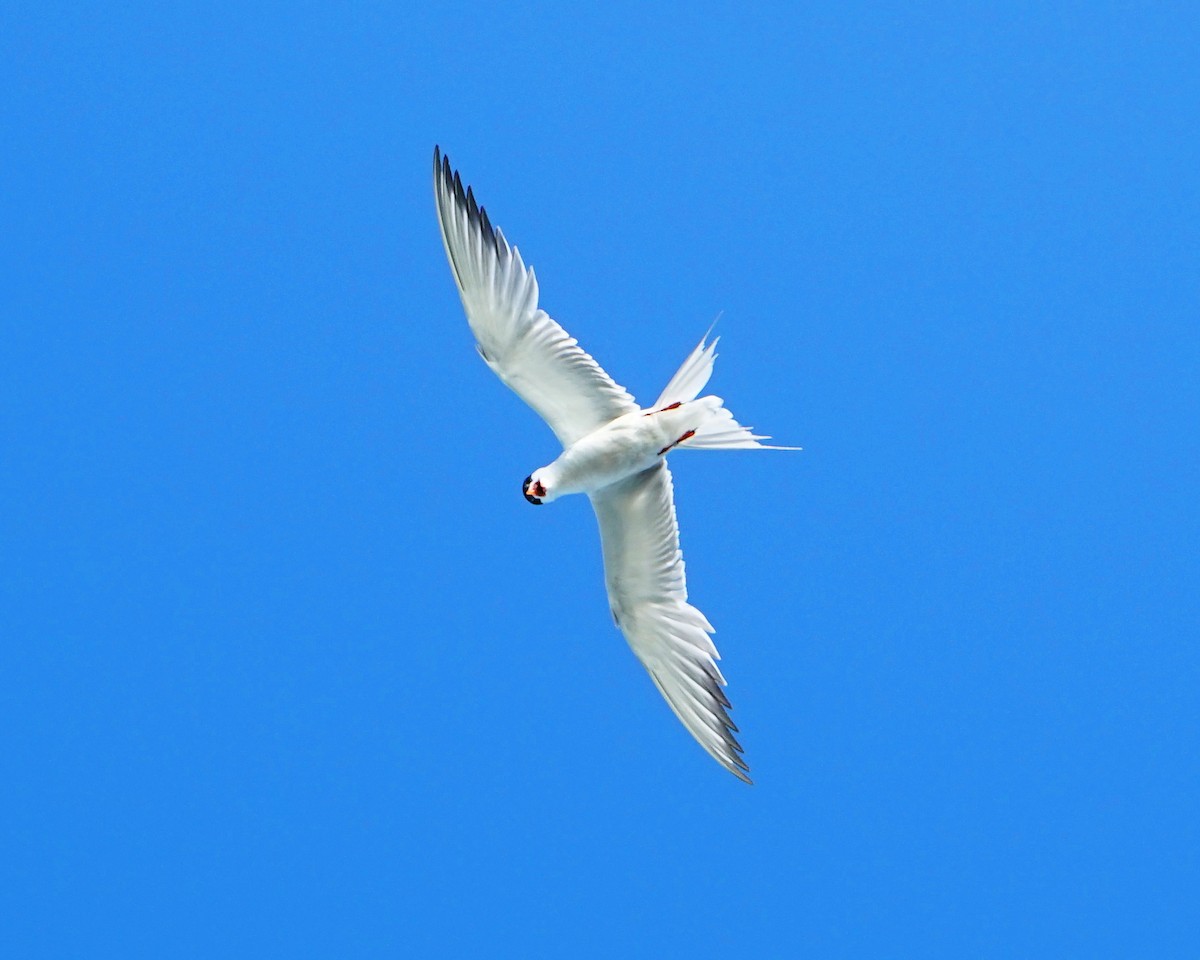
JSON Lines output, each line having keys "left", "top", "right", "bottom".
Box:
{"left": 540, "top": 409, "right": 677, "bottom": 496}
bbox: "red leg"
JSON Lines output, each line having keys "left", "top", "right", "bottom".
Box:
{"left": 644, "top": 401, "right": 683, "bottom": 416}
{"left": 657, "top": 429, "right": 696, "bottom": 456}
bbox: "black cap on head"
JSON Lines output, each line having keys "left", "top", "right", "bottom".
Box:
{"left": 522, "top": 475, "right": 543, "bottom": 505}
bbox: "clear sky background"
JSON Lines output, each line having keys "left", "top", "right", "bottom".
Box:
{"left": 3, "top": 3, "right": 1197, "bottom": 956}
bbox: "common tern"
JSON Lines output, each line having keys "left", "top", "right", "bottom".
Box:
{"left": 433, "top": 147, "right": 796, "bottom": 782}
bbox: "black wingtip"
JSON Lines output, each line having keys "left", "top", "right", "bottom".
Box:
{"left": 434, "top": 146, "right": 457, "bottom": 191}
{"left": 434, "top": 149, "right": 501, "bottom": 256}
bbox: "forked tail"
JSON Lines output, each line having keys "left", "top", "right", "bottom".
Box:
{"left": 653, "top": 326, "right": 721, "bottom": 410}
{"left": 652, "top": 330, "right": 799, "bottom": 451}
{"left": 680, "top": 395, "right": 796, "bottom": 450}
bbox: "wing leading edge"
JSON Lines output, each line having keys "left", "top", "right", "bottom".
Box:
{"left": 433, "top": 148, "right": 637, "bottom": 448}
{"left": 590, "top": 463, "right": 750, "bottom": 782}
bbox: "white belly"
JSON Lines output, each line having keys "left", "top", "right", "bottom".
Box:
{"left": 540, "top": 407, "right": 690, "bottom": 497}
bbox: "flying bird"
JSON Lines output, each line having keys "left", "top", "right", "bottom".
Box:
{"left": 432, "top": 147, "right": 795, "bottom": 782}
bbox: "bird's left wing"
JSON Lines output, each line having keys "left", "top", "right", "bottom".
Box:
{"left": 589, "top": 462, "right": 750, "bottom": 782}
{"left": 433, "top": 148, "right": 638, "bottom": 448}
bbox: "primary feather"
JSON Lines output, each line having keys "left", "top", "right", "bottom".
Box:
{"left": 433, "top": 148, "right": 637, "bottom": 447}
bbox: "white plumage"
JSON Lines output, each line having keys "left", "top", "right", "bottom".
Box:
{"left": 433, "top": 147, "right": 795, "bottom": 782}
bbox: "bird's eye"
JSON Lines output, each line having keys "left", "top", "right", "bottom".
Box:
{"left": 522, "top": 475, "right": 544, "bottom": 505}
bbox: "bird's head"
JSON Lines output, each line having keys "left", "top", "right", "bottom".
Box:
{"left": 522, "top": 473, "right": 550, "bottom": 505}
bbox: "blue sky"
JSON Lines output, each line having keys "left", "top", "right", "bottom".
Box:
{"left": 3, "top": 2, "right": 1197, "bottom": 956}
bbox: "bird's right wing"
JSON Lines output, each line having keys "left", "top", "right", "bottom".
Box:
{"left": 433, "top": 148, "right": 638, "bottom": 448}
{"left": 589, "top": 462, "right": 750, "bottom": 782}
